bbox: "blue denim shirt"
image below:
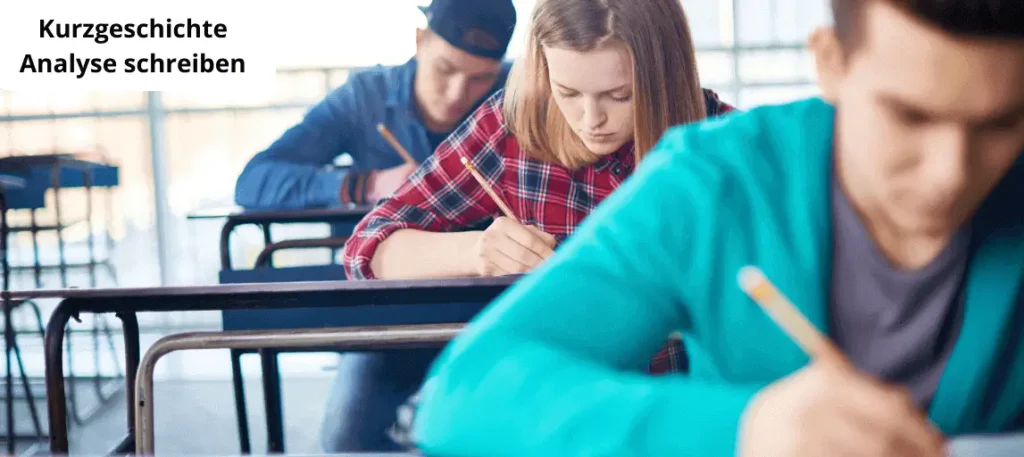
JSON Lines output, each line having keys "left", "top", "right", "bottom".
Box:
{"left": 234, "top": 58, "right": 512, "bottom": 210}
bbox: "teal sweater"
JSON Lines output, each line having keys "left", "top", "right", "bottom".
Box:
{"left": 414, "top": 98, "right": 1024, "bottom": 457}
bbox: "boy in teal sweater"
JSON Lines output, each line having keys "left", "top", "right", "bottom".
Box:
{"left": 411, "top": 1, "right": 1024, "bottom": 456}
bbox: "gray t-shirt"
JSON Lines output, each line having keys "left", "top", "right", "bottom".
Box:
{"left": 830, "top": 184, "right": 970, "bottom": 408}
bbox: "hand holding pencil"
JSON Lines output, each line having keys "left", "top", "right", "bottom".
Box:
{"left": 735, "top": 266, "right": 947, "bottom": 457}
{"left": 363, "top": 124, "right": 420, "bottom": 203}
{"left": 459, "top": 156, "right": 557, "bottom": 276}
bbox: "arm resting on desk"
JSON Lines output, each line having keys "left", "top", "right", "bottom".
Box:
{"left": 370, "top": 229, "right": 481, "bottom": 279}
{"left": 413, "top": 146, "right": 757, "bottom": 457}
{"left": 234, "top": 78, "right": 367, "bottom": 210}
{"left": 342, "top": 101, "right": 507, "bottom": 280}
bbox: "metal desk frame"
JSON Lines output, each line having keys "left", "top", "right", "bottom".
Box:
{"left": 134, "top": 323, "right": 462, "bottom": 455}
{"left": 15, "top": 276, "right": 517, "bottom": 455}
{"left": 190, "top": 205, "right": 372, "bottom": 453}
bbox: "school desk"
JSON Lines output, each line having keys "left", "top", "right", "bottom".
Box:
{"left": 10, "top": 276, "right": 517, "bottom": 455}
{"left": 133, "top": 323, "right": 462, "bottom": 455}
{"left": 0, "top": 153, "right": 119, "bottom": 288}
{"left": 187, "top": 204, "right": 374, "bottom": 452}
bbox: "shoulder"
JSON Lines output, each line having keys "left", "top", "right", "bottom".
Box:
{"left": 644, "top": 97, "right": 835, "bottom": 222}
{"left": 320, "top": 62, "right": 411, "bottom": 118}
{"left": 439, "top": 90, "right": 514, "bottom": 163}
{"left": 658, "top": 97, "right": 833, "bottom": 175}
{"left": 619, "top": 98, "right": 836, "bottom": 303}
{"left": 341, "top": 62, "right": 408, "bottom": 92}
{"left": 451, "top": 90, "right": 511, "bottom": 145}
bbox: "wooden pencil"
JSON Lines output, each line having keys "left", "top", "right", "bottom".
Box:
{"left": 376, "top": 124, "right": 418, "bottom": 166}
{"left": 737, "top": 266, "right": 849, "bottom": 365}
{"left": 460, "top": 156, "right": 517, "bottom": 221}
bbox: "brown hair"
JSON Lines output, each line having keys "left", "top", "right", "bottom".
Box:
{"left": 833, "top": 0, "right": 1024, "bottom": 49}
{"left": 503, "top": 0, "right": 707, "bottom": 169}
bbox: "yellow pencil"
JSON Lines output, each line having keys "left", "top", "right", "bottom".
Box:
{"left": 737, "top": 266, "right": 849, "bottom": 365}
{"left": 376, "top": 124, "right": 418, "bottom": 166}
{"left": 460, "top": 156, "right": 517, "bottom": 221}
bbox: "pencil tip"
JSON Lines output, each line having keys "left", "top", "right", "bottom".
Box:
{"left": 376, "top": 123, "right": 385, "bottom": 132}
{"left": 460, "top": 156, "right": 469, "bottom": 165}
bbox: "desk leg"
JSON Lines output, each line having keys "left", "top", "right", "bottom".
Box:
{"left": 30, "top": 211, "right": 41, "bottom": 289}
{"left": 51, "top": 168, "right": 68, "bottom": 288}
{"left": 118, "top": 312, "right": 140, "bottom": 455}
{"left": 230, "top": 349, "right": 252, "bottom": 454}
{"left": 5, "top": 296, "right": 14, "bottom": 455}
{"left": 259, "top": 350, "right": 284, "bottom": 453}
{"left": 44, "top": 303, "right": 73, "bottom": 454}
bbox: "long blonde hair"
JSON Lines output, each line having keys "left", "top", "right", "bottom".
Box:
{"left": 504, "top": 0, "right": 707, "bottom": 169}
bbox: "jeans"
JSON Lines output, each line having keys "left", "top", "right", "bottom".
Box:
{"left": 319, "top": 349, "right": 439, "bottom": 452}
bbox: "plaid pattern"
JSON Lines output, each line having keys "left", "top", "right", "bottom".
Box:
{"left": 343, "top": 88, "right": 732, "bottom": 374}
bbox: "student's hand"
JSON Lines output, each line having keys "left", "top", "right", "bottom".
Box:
{"left": 367, "top": 163, "right": 420, "bottom": 203}
{"left": 472, "top": 217, "right": 557, "bottom": 276}
{"left": 738, "top": 362, "right": 947, "bottom": 457}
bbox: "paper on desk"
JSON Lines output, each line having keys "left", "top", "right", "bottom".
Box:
{"left": 946, "top": 433, "right": 1024, "bottom": 457}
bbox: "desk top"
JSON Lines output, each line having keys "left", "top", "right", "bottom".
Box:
{"left": 186, "top": 205, "right": 243, "bottom": 219}
{"left": 0, "top": 153, "right": 109, "bottom": 170}
{"left": 3, "top": 276, "right": 520, "bottom": 313}
{"left": 188, "top": 205, "right": 373, "bottom": 223}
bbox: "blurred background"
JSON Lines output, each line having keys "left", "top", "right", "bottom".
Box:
{"left": 0, "top": 0, "right": 830, "bottom": 453}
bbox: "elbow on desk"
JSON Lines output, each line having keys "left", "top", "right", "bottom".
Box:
{"left": 233, "top": 164, "right": 269, "bottom": 209}
{"left": 232, "top": 164, "right": 299, "bottom": 210}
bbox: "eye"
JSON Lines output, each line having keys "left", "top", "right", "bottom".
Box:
{"left": 470, "top": 75, "right": 495, "bottom": 84}
{"left": 609, "top": 92, "right": 632, "bottom": 103}
{"left": 892, "top": 106, "right": 929, "bottom": 125}
{"left": 557, "top": 90, "right": 581, "bottom": 99}
{"left": 985, "top": 114, "right": 1024, "bottom": 132}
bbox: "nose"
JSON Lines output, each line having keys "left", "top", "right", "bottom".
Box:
{"left": 923, "top": 126, "right": 972, "bottom": 200}
{"left": 582, "top": 97, "right": 607, "bottom": 131}
{"left": 445, "top": 75, "right": 470, "bottom": 105}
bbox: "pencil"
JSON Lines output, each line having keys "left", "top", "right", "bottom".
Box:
{"left": 737, "top": 266, "right": 849, "bottom": 365}
{"left": 376, "top": 124, "right": 418, "bottom": 166}
{"left": 460, "top": 156, "right": 517, "bottom": 221}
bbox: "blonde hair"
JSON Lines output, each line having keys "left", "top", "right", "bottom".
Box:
{"left": 504, "top": 0, "right": 707, "bottom": 169}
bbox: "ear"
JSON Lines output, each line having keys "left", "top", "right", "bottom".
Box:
{"left": 808, "top": 26, "right": 844, "bottom": 103}
{"left": 415, "top": 28, "right": 428, "bottom": 55}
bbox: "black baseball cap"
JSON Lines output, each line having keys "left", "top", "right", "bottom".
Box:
{"left": 418, "top": 0, "right": 517, "bottom": 60}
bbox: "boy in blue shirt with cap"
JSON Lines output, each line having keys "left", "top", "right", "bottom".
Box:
{"left": 232, "top": 0, "right": 517, "bottom": 453}
{"left": 234, "top": 0, "right": 516, "bottom": 209}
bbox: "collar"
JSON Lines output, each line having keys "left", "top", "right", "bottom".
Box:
{"left": 592, "top": 141, "right": 636, "bottom": 172}
{"left": 385, "top": 58, "right": 419, "bottom": 111}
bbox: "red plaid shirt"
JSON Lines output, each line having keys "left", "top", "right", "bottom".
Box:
{"left": 343, "top": 89, "right": 733, "bottom": 374}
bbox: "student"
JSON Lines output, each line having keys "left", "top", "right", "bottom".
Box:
{"left": 342, "top": 0, "right": 732, "bottom": 281}
{"left": 410, "top": 0, "right": 1024, "bottom": 456}
{"left": 232, "top": 1, "right": 517, "bottom": 453}
{"left": 341, "top": 0, "right": 731, "bottom": 377}
{"left": 233, "top": 0, "right": 516, "bottom": 210}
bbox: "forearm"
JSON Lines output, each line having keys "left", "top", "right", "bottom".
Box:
{"left": 369, "top": 229, "right": 482, "bottom": 279}
{"left": 415, "top": 327, "right": 758, "bottom": 457}
{"left": 235, "top": 159, "right": 344, "bottom": 209}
